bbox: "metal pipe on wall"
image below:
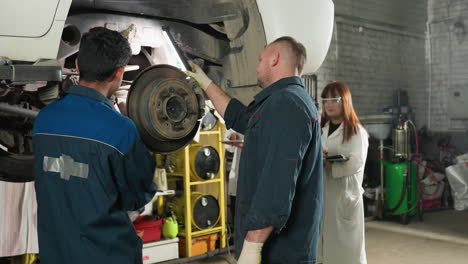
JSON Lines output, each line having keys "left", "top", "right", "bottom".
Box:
{"left": 427, "top": 22, "right": 433, "bottom": 131}
{"left": 334, "top": 15, "right": 426, "bottom": 39}
{"left": 313, "top": 74, "right": 318, "bottom": 106}
{"left": 303, "top": 74, "right": 318, "bottom": 106}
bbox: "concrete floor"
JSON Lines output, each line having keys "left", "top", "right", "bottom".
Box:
{"left": 366, "top": 227, "right": 468, "bottom": 264}
{"left": 366, "top": 210, "right": 468, "bottom": 245}
{"left": 187, "top": 210, "right": 468, "bottom": 264}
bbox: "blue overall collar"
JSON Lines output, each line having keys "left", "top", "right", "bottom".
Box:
{"left": 66, "top": 85, "right": 114, "bottom": 109}
{"left": 254, "top": 76, "right": 305, "bottom": 103}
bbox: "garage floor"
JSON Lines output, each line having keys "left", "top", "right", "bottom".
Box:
{"left": 366, "top": 226, "right": 468, "bottom": 264}
{"left": 366, "top": 210, "right": 468, "bottom": 245}
{"left": 186, "top": 210, "right": 468, "bottom": 264}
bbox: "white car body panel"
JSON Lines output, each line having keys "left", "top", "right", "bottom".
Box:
{"left": 256, "top": 0, "right": 334, "bottom": 74}
{"left": 0, "top": 0, "right": 72, "bottom": 61}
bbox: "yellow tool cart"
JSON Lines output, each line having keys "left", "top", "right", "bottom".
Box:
{"left": 164, "top": 120, "right": 227, "bottom": 258}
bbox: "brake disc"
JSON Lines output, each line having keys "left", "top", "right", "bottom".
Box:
{"left": 127, "top": 64, "right": 205, "bottom": 153}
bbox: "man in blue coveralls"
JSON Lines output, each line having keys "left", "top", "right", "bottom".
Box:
{"left": 187, "top": 36, "right": 323, "bottom": 263}
{"left": 32, "top": 27, "right": 156, "bottom": 264}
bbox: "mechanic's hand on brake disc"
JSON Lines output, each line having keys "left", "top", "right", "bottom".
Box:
{"left": 237, "top": 240, "right": 263, "bottom": 264}
{"left": 185, "top": 60, "right": 212, "bottom": 90}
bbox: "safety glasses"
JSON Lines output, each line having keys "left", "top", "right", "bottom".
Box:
{"left": 321, "top": 96, "right": 342, "bottom": 104}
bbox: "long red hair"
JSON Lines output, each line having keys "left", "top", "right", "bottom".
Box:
{"left": 320, "top": 81, "right": 363, "bottom": 143}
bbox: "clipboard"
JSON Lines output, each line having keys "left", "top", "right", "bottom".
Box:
{"left": 325, "top": 154, "right": 349, "bottom": 162}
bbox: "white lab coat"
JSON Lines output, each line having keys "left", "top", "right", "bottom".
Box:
{"left": 318, "top": 122, "right": 368, "bottom": 264}
{"left": 0, "top": 182, "right": 38, "bottom": 257}
{"left": 224, "top": 129, "right": 243, "bottom": 196}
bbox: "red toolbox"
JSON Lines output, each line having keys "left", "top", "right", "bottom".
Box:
{"left": 134, "top": 216, "right": 164, "bottom": 243}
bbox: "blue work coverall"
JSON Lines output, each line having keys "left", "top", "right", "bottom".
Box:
{"left": 224, "top": 77, "right": 323, "bottom": 263}
{"left": 32, "top": 85, "right": 156, "bottom": 264}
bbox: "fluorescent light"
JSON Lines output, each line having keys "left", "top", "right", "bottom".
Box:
{"left": 162, "top": 30, "right": 187, "bottom": 71}
{"left": 0, "top": 143, "right": 8, "bottom": 152}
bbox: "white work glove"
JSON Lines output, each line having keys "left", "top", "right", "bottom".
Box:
{"left": 185, "top": 61, "right": 213, "bottom": 90}
{"left": 237, "top": 240, "right": 263, "bottom": 264}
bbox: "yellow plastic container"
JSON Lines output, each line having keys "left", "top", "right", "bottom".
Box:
{"left": 179, "top": 234, "right": 218, "bottom": 257}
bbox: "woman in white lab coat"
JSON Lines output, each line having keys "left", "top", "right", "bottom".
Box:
{"left": 318, "top": 81, "right": 369, "bottom": 264}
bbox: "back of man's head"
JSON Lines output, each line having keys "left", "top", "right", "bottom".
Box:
{"left": 271, "top": 36, "right": 307, "bottom": 75}
{"left": 77, "top": 27, "right": 131, "bottom": 82}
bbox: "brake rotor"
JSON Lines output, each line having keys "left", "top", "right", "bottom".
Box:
{"left": 127, "top": 64, "right": 205, "bottom": 153}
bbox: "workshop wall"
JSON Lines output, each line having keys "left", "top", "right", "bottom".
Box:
{"left": 422, "top": 0, "right": 468, "bottom": 157}
{"left": 427, "top": 0, "right": 468, "bottom": 132}
{"left": 314, "top": 0, "right": 427, "bottom": 127}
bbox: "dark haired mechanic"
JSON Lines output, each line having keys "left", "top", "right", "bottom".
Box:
{"left": 33, "top": 27, "right": 156, "bottom": 264}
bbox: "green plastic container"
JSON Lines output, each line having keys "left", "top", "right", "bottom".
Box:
{"left": 383, "top": 161, "right": 418, "bottom": 216}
